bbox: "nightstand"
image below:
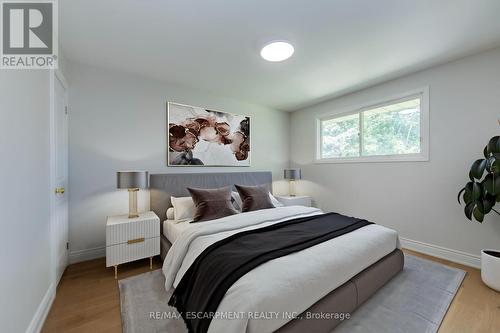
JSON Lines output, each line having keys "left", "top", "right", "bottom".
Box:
{"left": 275, "top": 195, "right": 312, "bottom": 207}
{"left": 106, "top": 211, "right": 160, "bottom": 279}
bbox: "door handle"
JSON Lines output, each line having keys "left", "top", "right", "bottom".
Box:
{"left": 55, "top": 187, "right": 65, "bottom": 194}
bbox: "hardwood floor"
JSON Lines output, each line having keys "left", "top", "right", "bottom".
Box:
{"left": 41, "top": 257, "right": 162, "bottom": 333}
{"left": 42, "top": 250, "right": 500, "bottom": 333}
{"left": 404, "top": 249, "right": 500, "bottom": 333}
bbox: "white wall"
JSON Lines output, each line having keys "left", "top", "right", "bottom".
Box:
{"left": 0, "top": 71, "right": 52, "bottom": 332}
{"left": 291, "top": 47, "right": 500, "bottom": 264}
{"left": 66, "top": 61, "right": 290, "bottom": 262}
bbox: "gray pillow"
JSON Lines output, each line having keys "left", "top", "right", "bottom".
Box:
{"left": 187, "top": 186, "right": 238, "bottom": 222}
{"left": 234, "top": 184, "right": 274, "bottom": 212}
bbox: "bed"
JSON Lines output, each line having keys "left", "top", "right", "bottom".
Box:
{"left": 150, "top": 172, "right": 403, "bottom": 333}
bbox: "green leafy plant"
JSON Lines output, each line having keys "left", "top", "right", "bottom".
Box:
{"left": 458, "top": 136, "right": 500, "bottom": 222}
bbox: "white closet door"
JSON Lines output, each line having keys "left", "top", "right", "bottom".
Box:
{"left": 53, "top": 73, "right": 69, "bottom": 284}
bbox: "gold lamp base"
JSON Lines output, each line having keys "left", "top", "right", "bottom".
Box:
{"left": 289, "top": 180, "right": 296, "bottom": 197}
{"left": 128, "top": 188, "right": 139, "bottom": 218}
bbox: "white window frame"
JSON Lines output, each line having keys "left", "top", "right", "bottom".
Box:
{"left": 315, "top": 87, "right": 429, "bottom": 163}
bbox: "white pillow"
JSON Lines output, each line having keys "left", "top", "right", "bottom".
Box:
{"left": 232, "top": 191, "right": 283, "bottom": 210}
{"left": 166, "top": 207, "right": 175, "bottom": 220}
{"left": 231, "top": 191, "right": 243, "bottom": 211}
{"left": 170, "top": 196, "right": 195, "bottom": 222}
{"left": 269, "top": 193, "right": 284, "bottom": 207}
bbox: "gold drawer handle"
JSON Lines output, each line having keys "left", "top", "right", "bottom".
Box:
{"left": 127, "top": 237, "right": 145, "bottom": 245}
{"left": 55, "top": 187, "right": 65, "bottom": 194}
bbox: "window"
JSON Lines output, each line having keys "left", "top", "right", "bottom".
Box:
{"left": 317, "top": 88, "right": 429, "bottom": 163}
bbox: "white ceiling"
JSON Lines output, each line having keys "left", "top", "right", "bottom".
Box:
{"left": 61, "top": 0, "right": 500, "bottom": 111}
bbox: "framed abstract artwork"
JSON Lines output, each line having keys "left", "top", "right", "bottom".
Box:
{"left": 167, "top": 102, "right": 251, "bottom": 166}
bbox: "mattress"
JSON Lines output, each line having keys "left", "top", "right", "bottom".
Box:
{"left": 163, "top": 216, "right": 241, "bottom": 243}
{"left": 162, "top": 219, "right": 193, "bottom": 243}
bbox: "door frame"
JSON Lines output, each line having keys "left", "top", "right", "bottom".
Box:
{"left": 49, "top": 68, "right": 69, "bottom": 287}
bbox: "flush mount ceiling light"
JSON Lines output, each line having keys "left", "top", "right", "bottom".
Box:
{"left": 260, "top": 41, "right": 294, "bottom": 62}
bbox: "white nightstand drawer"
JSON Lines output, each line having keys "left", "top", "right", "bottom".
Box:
{"left": 106, "top": 236, "right": 160, "bottom": 267}
{"left": 106, "top": 212, "right": 160, "bottom": 246}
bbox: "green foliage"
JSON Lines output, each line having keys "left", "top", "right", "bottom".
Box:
{"left": 322, "top": 114, "right": 359, "bottom": 158}
{"left": 458, "top": 136, "right": 500, "bottom": 222}
{"left": 363, "top": 108, "right": 420, "bottom": 156}
{"left": 321, "top": 103, "right": 420, "bottom": 158}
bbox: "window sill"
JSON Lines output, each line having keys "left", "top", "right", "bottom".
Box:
{"left": 314, "top": 154, "right": 429, "bottom": 164}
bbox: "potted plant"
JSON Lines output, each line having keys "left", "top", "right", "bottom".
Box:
{"left": 458, "top": 136, "right": 500, "bottom": 291}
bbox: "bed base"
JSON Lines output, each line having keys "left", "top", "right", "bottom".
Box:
{"left": 276, "top": 248, "right": 404, "bottom": 332}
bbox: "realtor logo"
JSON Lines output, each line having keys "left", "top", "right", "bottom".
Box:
{"left": 1, "top": 0, "right": 58, "bottom": 69}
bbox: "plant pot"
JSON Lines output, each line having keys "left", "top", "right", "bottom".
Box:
{"left": 481, "top": 249, "right": 500, "bottom": 292}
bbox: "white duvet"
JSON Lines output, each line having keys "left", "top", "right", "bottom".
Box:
{"left": 162, "top": 206, "right": 400, "bottom": 333}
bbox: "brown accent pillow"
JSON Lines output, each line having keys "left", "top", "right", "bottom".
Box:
{"left": 187, "top": 186, "right": 238, "bottom": 222}
{"left": 234, "top": 184, "right": 274, "bottom": 212}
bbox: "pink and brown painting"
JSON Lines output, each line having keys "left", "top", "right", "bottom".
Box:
{"left": 167, "top": 102, "right": 250, "bottom": 166}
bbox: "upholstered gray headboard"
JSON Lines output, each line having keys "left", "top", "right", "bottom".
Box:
{"left": 150, "top": 172, "right": 272, "bottom": 224}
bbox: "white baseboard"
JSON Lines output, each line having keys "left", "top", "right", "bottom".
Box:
{"left": 25, "top": 282, "right": 55, "bottom": 333}
{"left": 68, "top": 246, "right": 105, "bottom": 264}
{"left": 25, "top": 246, "right": 105, "bottom": 332}
{"left": 68, "top": 239, "right": 481, "bottom": 269}
{"left": 400, "top": 237, "right": 481, "bottom": 269}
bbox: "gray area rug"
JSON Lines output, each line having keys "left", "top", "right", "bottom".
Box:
{"left": 118, "top": 255, "right": 465, "bottom": 333}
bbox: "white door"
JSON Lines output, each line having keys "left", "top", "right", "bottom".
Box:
{"left": 52, "top": 72, "right": 69, "bottom": 284}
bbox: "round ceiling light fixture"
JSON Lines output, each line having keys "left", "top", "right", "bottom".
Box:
{"left": 260, "top": 41, "right": 294, "bottom": 62}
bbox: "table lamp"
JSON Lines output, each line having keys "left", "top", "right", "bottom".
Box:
{"left": 117, "top": 171, "right": 149, "bottom": 218}
{"left": 284, "top": 168, "right": 301, "bottom": 197}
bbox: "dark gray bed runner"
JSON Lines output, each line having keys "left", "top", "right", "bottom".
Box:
{"left": 168, "top": 212, "right": 373, "bottom": 333}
